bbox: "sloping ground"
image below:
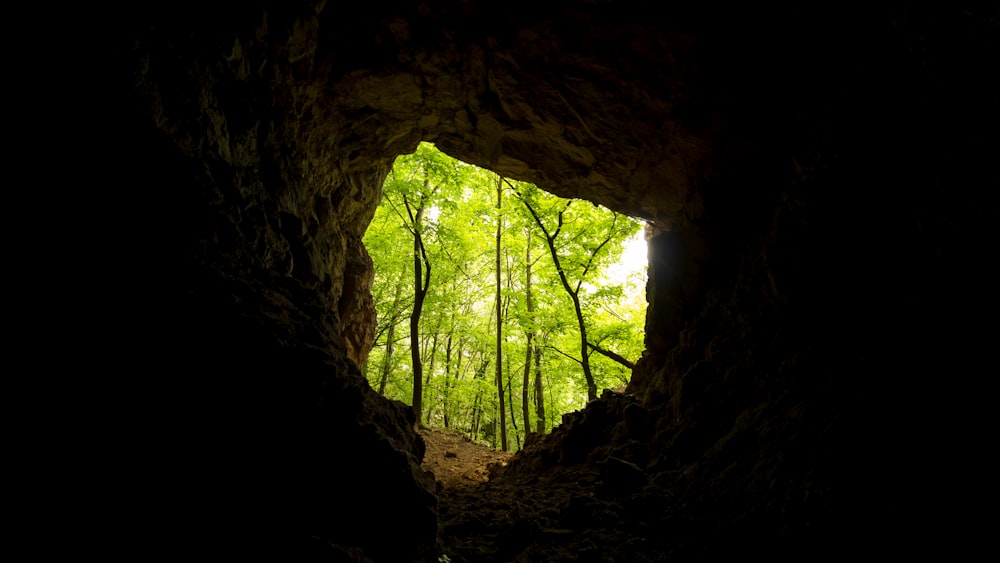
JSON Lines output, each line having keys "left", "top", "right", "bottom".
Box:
{"left": 423, "top": 391, "right": 837, "bottom": 563}
{"left": 420, "top": 427, "right": 513, "bottom": 489}
{"left": 423, "top": 417, "right": 703, "bottom": 562}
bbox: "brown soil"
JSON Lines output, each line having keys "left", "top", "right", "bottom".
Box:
{"left": 419, "top": 426, "right": 514, "bottom": 490}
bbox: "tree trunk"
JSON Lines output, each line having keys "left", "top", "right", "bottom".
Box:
{"left": 378, "top": 321, "right": 396, "bottom": 396}
{"left": 469, "top": 358, "right": 489, "bottom": 440}
{"left": 470, "top": 391, "right": 481, "bottom": 440}
{"left": 443, "top": 333, "right": 453, "bottom": 428}
{"left": 534, "top": 342, "right": 545, "bottom": 433}
{"left": 521, "top": 334, "right": 533, "bottom": 436}
{"left": 407, "top": 195, "right": 431, "bottom": 427}
{"left": 494, "top": 175, "right": 508, "bottom": 451}
{"left": 571, "top": 292, "right": 598, "bottom": 401}
{"left": 522, "top": 228, "right": 534, "bottom": 434}
{"left": 507, "top": 358, "right": 521, "bottom": 450}
{"left": 425, "top": 330, "right": 439, "bottom": 425}
{"left": 376, "top": 277, "right": 406, "bottom": 396}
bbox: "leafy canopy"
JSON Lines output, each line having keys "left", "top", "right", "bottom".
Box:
{"left": 363, "top": 142, "right": 647, "bottom": 448}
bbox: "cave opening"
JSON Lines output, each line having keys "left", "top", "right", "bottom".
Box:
{"left": 79, "top": 2, "right": 998, "bottom": 560}
{"left": 362, "top": 141, "right": 649, "bottom": 451}
{"left": 360, "top": 141, "right": 669, "bottom": 562}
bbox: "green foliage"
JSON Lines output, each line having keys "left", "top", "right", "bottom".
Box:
{"left": 363, "top": 142, "right": 646, "bottom": 449}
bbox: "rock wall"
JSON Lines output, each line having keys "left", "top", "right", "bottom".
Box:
{"left": 57, "top": 1, "right": 998, "bottom": 560}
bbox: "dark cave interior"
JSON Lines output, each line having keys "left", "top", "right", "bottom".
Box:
{"left": 41, "top": 1, "right": 998, "bottom": 561}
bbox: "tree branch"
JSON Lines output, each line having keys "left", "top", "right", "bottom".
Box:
{"left": 586, "top": 340, "right": 636, "bottom": 370}
{"left": 544, "top": 344, "right": 582, "bottom": 366}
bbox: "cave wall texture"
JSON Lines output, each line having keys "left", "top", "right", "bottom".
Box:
{"left": 46, "top": 0, "right": 997, "bottom": 560}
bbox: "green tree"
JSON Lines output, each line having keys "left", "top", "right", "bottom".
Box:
{"left": 405, "top": 187, "right": 433, "bottom": 425}
{"left": 515, "top": 183, "right": 639, "bottom": 402}
{"left": 378, "top": 143, "right": 463, "bottom": 424}
{"left": 493, "top": 174, "right": 509, "bottom": 451}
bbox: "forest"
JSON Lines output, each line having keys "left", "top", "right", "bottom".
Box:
{"left": 362, "top": 143, "right": 647, "bottom": 451}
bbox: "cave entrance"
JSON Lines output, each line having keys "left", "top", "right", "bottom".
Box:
{"left": 362, "top": 141, "right": 647, "bottom": 451}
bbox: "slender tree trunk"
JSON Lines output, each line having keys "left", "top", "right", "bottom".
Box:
{"left": 376, "top": 278, "right": 406, "bottom": 396}
{"left": 470, "top": 358, "right": 489, "bottom": 440}
{"left": 507, "top": 358, "right": 521, "bottom": 450}
{"left": 522, "top": 228, "right": 534, "bottom": 433}
{"left": 534, "top": 342, "right": 545, "bottom": 432}
{"left": 425, "top": 330, "right": 439, "bottom": 425}
{"left": 494, "top": 175, "right": 508, "bottom": 451}
{"left": 490, "top": 405, "right": 497, "bottom": 450}
{"left": 571, "top": 293, "right": 598, "bottom": 401}
{"left": 443, "top": 333, "right": 453, "bottom": 428}
{"left": 447, "top": 339, "right": 467, "bottom": 430}
{"left": 470, "top": 392, "right": 481, "bottom": 440}
{"left": 410, "top": 213, "right": 424, "bottom": 425}
{"left": 521, "top": 334, "right": 533, "bottom": 434}
{"left": 407, "top": 195, "right": 431, "bottom": 427}
{"left": 378, "top": 322, "right": 396, "bottom": 396}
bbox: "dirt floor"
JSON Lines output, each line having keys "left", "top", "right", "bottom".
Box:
{"left": 420, "top": 426, "right": 675, "bottom": 563}
{"left": 419, "top": 426, "right": 514, "bottom": 490}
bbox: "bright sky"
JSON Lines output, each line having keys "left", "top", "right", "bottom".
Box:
{"left": 623, "top": 229, "right": 648, "bottom": 273}
{"left": 578, "top": 226, "right": 647, "bottom": 311}
{"left": 605, "top": 228, "right": 648, "bottom": 285}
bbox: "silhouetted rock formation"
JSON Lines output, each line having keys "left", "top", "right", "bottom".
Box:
{"left": 49, "top": 1, "right": 998, "bottom": 560}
